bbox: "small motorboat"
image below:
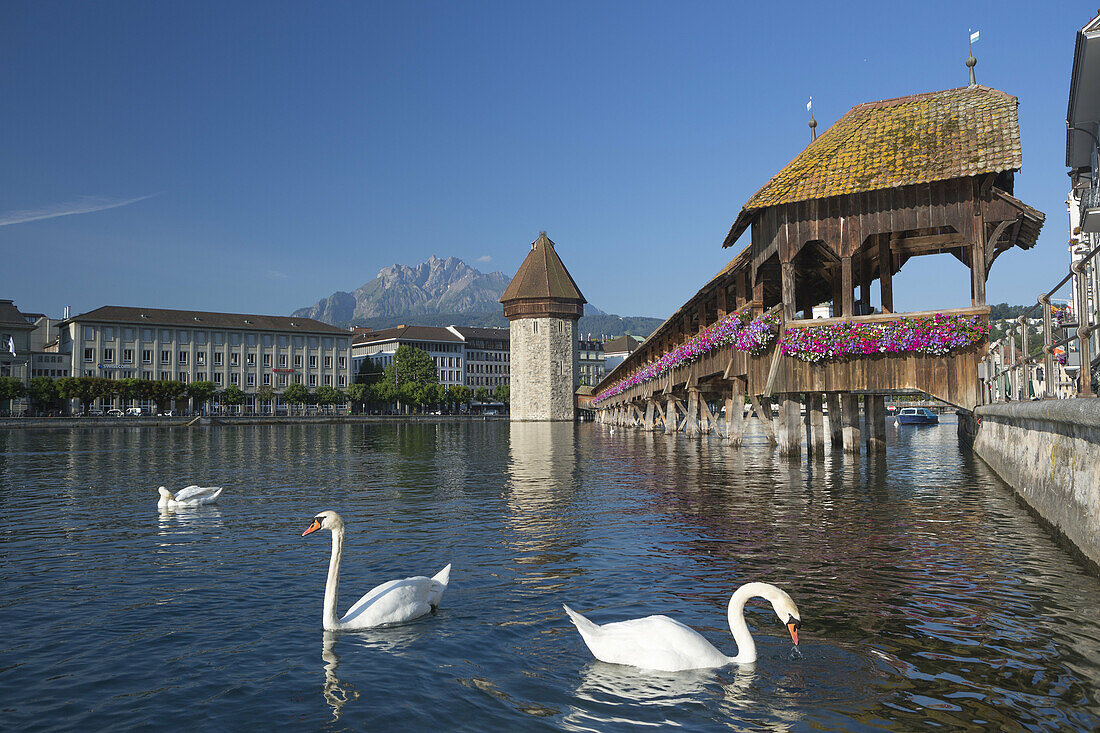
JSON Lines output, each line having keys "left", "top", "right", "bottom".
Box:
{"left": 896, "top": 407, "right": 939, "bottom": 425}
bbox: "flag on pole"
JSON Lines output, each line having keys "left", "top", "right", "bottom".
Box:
{"left": 969, "top": 29, "right": 979, "bottom": 44}
{"left": 807, "top": 96, "right": 813, "bottom": 113}
{"left": 7, "top": 336, "right": 15, "bottom": 356}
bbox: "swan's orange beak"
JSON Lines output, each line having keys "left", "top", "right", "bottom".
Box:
{"left": 787, "top": 620, "right": 800, "bottom": 645}
{"left": 302, "top": 519, "right": 322, "bottom": 536}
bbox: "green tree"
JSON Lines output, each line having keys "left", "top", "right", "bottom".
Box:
{"left": 447, "top": 384, "right": 470, "bottom": 411}
{"left": 149, "top": 380, "right": 186, "bottom": 414}
{"left": 28, "top": 376, "right": 57, "bottom": 413}
{"left": 187, "top": 381, "right": 217, "bottom": 413}
{"left": 493, "top": 384, "right": 510, "bottom": 405}
{"left": 222, "top": 384, "right": 246, "bottom": 411}
{"left": 475, "top": 387, "right": 490, "bottom": 404}
{"left": 256, "top": 385, "right": 276, "bottom": 414}
{"left": 314, "top": 385, "right": 343, "bottom": 411}
{"left": 0, "top": 376, "right": 26, "bottom": 412}
{"left": 283, "top": 382, "right": 310, "bottom": 414}
{"left": 55, "top": 377, "right": 84, "bottom": 414}
{"left": 347, "top": 382, "right": 368, "bottom": 413}
{"left": 382, "top": 345, "right": 438, "bottom": 389}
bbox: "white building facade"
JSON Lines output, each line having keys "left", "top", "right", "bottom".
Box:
{"left": 57, "top": 306, "right": 352, "bottom": 412}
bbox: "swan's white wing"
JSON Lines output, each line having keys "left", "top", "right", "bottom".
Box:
{"left": 340, "top": 575, "right": 436, "bottom": 628}
{"left": 575, "top": 614, "right": 730, "bottom": 672}
{"left": 173, "top": 486, "right": 222, "bottom": 503}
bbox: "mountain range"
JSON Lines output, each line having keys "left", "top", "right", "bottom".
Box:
{"left": 292, "top": 255, "right": 662, "bottom": 339}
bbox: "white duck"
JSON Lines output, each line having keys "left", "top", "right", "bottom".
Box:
{"left": 302, "top": 510, "right": 451, "bottom": 630}
{"left": 157, "top": 485, "right": 223, "bottom": 508}
{"left": 563, "top": 582, "right": 801, "bottom": 672}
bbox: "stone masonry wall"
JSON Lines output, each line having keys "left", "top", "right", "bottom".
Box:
{"left": 510, "top": 317, "right": 577, "bottom": 421}
{"left": 973, "top": 399, "right": 1100, "bottom": 570}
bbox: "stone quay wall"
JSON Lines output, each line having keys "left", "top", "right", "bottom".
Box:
{"left": 971, "top": 399, "right": 1100, "bottom": 570}
{"left": 509, "top": 317, "right": 577, "bottom": 421}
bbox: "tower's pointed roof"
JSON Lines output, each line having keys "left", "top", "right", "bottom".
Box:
{"left": 500, "top": 232, "right": 586, "bottom": 304}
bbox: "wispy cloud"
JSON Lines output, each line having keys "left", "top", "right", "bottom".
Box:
{"left": 0, "top": 193, "right": 160, "bottom": 227}
{"left": 476, "top": 255, "right": 492, "bottom": 263}
{"left": 265, "top": 269, "right": 289, "bottom": 280}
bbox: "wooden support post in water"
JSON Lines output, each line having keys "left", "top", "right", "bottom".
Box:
{"left": 726, "top": 379, "right": 745, "bottom": 446}
{"left": 699, "top": 395, "right": 716, "bottom": 434}
{"left": 777, "top": 394, "right": 801, "bottom": 455}
{"left": 643, "top": 399, "right": 656, "bottom": 431}
{"left": 841, "top": 394, "right": 861, "bottom": 454}
{"left": 865, "top": 395, "right": 886, "bottom": 452}
{"left": 748, "top": 395, "right": 777, "bottom": 445}
{"left": 684, "top": 389, "right": 700, "bottom": 438}
{"left": 664, "top": 396, "right": 679, "bottom": 434}
{"left": 826, "top": 393, "right": 843, "bottom": 447}
{"left": 807, "top": 393, "right": 825, "bottom": 455}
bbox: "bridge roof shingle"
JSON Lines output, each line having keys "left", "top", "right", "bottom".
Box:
{"left": 725, "top": 85, "right": 1023, "bottom": 247}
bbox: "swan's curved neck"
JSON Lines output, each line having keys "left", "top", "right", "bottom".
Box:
{"left": 323, "top": 527, "right": 344, "bottom": 630}
{"left": 726, "top": 584, "right": 759, "bottom": 664}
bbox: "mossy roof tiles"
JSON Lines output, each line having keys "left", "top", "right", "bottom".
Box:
{"left": 723, "top": 86, "right": 1023, "bottom": 248}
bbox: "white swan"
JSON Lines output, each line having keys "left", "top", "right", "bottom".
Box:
{"left": 157, "top": 485, "right": 223, "bottom": 508}
{"left": 563, "top": 582, "right": 801, "bottom": 672}
{"left": 302, "top": 510, "right": 451, "bottom": 630}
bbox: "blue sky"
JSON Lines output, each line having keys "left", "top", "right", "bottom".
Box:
{"left": 1, "top": 1, "right": 1092, "bottom": 320}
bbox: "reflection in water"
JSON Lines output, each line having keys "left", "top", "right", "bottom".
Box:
{"left": 576, "top": 661, "right": 716, "bottom": 704}
{"left": 3, "top": 422, "right": 1100, "bottom": 731}
{"left": 321, "top": 632, "right": 359, "bottom": 721}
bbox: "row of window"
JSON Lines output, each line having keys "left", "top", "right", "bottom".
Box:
{"left": 80, "top": 369, "right": 347, "bottom": 388}
{"left": 469, "top": 376, "right": 506, "bottom": 387}
{"left": 81, "top": 326, "right": 348, "bottom": 350}
{"left": 84, "top": 347, "right": 346, "bottom": 370}
{"left": 467, "top": 363, "right": 508, "bottom": 374}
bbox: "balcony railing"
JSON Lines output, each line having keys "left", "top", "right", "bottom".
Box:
{"left": 1082, "top": 184, "right": 1100, "bottom": 233}
{"left": 981, "top": 239, "right": 1100, "bottom": 402}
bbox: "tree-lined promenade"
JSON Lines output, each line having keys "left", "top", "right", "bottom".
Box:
{"left": 0, "top": 344, "right": 508, "bottom": 417}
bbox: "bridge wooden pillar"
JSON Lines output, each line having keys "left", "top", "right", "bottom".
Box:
{"left": 879, "top": 236, "right": 894, "bottom": 313}
{"left": 777, "top": 394, "right": 801, "bottom": 455}
{"left": 699, "top": 394, "right": 716, "bottom": 434}
{"left": 664, "top": 395, "right": 680, "bottom": 434}
{"left": 643, "top": 399, "right": 656, "bottom": 431}
{"left": 826, "top": 393, "right": 843, "bottom": 447}
{"left": 840, "top": 393, "right": 861, "bottom": 453}
{"left": 684, "top": 389, "right": 700, "bottom": 438}
{"left": 725, "top": 378, "right": 745, "bottom": 446}
{"left": 865, "top": 395, "right": 886, "bottom": 451}
{"left": 806, "top": 393, "right": 825, "bottom": 455}
{"left": 748, "top": 395, "right": 777, "bottom": 445}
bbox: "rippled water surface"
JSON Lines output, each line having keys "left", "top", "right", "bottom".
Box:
{"left": 2, "top": 420, "right": 1099, "bottom": 731}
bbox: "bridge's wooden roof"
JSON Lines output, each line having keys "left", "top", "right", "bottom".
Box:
{"left": 725, "top": 85, "right": 1023, "bottom": 247}
{"left": 500, "top": 232, "right": 586, "bottom": 304}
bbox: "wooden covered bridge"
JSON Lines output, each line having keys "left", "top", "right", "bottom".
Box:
{"left": 592, "top": 85, "right": 1045, "bottom": 454}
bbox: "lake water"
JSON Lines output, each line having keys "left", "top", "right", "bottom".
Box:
{"left": 2, "top": 419, "right": 1099, "bottom": 731}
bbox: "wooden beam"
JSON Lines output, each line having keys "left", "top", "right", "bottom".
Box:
{"left": 748, "top": 394, "right": 776, "bottom": 444}
{"left": 841, "top": 256, "right": 854, "bottom": 317}
{"left": 879, "top": 236, "right": 894, "bottom": 313}
{"left": 781, "top": 261, "right": 797, "bottom": 321}
{"left": 891, "top": 233, "right": 968, "bottom": 256}
{"left": 786, "top": 305, "right": 990, "bottom": 329}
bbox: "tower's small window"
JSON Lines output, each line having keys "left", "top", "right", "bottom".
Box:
{"left": 532, "top": 321, "right": 538, "bottom": 334}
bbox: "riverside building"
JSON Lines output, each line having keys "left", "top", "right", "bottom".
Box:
{"left": 56, "top": 306, "right": 351, "bottom": 412}
{"left": 351, "top": 325, "right": 467, "bottom": 386}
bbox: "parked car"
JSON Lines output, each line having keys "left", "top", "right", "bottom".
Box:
{"left": 125, "top": 407, "right": 144, "bottom": 417}
{"left": 106, "top": 408, "right": 125, "bottom": 417}
{"left": 159, "top": 410, "right": 174, "bottom": 417}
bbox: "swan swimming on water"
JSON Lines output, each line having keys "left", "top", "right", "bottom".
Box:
{"left": 302, "top": 510, "right": 451, "bottom": 630}
{"left": 563, "top": 582, "right": 801, "bottom": 672}
{"left": 157, "top": 485, "right": 223, "bottom": 508}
